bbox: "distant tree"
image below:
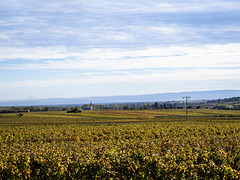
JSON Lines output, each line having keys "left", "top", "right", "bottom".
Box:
{"left": 81, "top": 104, "right": 90, "bottom": 110}
{"left": 17, "top": 113, "right": 23, "bottom": 118}
{"left": 44, "top": 107, "right": 50, "bottom": 111}
{"left": 159, "top": 104, "right": 163, "bottom": 109}
{"left": 62, "top": 107, "right": 68, "bottom": 111}
{"left": 163, "top": 103, "right": 167, "bottom": 109}
{"left": 67, "top": 107, "right": 82, "bottom": 113}
{"left": 173, "top": 103, "right": 177, "bottom": 109}
{"left": 123, "top": 105, "right": 130, "bottom": 110}
{"left": 143, "top": 104, "right": 151, "bottom": 110}
{"left": 218, "top": 99, "right": 222, "bottom": 104}
{"left": 154, "top": 102, "right": 160, "bottom": 109}
{"left": 73, "top": 107, "right": 81, "bottom": 113}
{"left": 116, "top": 105, "right": 123, "bottom": 110}
{"left": 217, "top": 104, "right": 228, "bottom": 110}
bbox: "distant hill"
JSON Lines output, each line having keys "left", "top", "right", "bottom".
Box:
{"left": 0, "top": 90, "right": 240, "bottom": 106}
{"left": 206, "top": 96, "right": 240, "bottom": 104}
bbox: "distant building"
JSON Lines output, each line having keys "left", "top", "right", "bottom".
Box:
{"left": 90, "top": 101, "right": 93, "bottom": 110}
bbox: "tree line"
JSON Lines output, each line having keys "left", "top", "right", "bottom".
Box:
{"left": 1, "top": 96, "right": 240, "bottom": 113}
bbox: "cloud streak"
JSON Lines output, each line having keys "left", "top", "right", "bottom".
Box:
{"left": 1, "top": 68, "right": 240, "bottom": 89}
{"left": 1, "top": 44, "right": 240, "bottom": 70}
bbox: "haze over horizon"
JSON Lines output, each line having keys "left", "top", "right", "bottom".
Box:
{"left": 1, "top": 0, "right": 240, "bottom": 101}
{"left": 1, "top": 90, "right": 240, "bottom": 107}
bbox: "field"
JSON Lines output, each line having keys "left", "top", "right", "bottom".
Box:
{"left": 0, "top": 109, "right": 240, "bottom": 179}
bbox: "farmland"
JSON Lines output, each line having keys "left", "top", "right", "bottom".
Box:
{"left": 0, "top": 109, "right": 240, "bottom": 179}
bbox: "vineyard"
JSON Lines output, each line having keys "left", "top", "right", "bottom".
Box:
{"left": 0, "top": 109, "right": 240, "bottom": 179}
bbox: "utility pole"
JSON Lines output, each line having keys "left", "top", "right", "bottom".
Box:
{"left": 182, "top": 96, "right": 191, "bottom": 121}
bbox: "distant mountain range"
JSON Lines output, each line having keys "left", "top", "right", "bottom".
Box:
{"left": 0, "top": 90, "right": 240, "bottom": 106}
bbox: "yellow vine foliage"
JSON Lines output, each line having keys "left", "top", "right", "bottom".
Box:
{"left": 0, "top": 110, "right": 239, "bottom": 179}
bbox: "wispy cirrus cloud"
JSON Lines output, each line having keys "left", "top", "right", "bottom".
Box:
{"left": 1, "top": 44, "right": 240, "bottom": 70}
{"left": 1, "top": 68, "right": 240, "bottom": 89}
{"left": 1, "top": 0, "right": 240, "bottom": 48}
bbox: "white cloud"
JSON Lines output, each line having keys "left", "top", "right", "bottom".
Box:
{"left": 69, "top": 1, "right": 240, "bottom": 14}
{"left": 1, "top": 43, "right": 240, "bottom": 70}
{"left": 1, "top": 68, "right": 240, "bottom": 89}
{"left": 0, "top": 34, "right": 10, "bottom": 39}
{"left": 150, "top": 26, "right": 177, "bottom": 34}
{"left": 86, "top": 1, "right": 240, "bottom": 14}
{"left": 0, "top": 46, "right": 76, "bottom": 61}
{"left": 158, "top": 1, "right": 240, "bottom": 13}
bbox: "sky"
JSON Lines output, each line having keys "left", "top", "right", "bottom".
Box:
{"left": 0, "top": 0, "right": 240, "bottom": 101}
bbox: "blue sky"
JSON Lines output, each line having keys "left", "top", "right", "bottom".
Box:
{"left": 0, "top": 0, "right": 240, "bottom": 101}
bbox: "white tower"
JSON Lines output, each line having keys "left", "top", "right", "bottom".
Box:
{"left": 90, "top": 101, "right": 93, "bottom": 110}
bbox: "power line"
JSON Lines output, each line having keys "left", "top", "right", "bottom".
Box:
{"left": 182, "top": 96, "right": 191, "bottom": 121}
